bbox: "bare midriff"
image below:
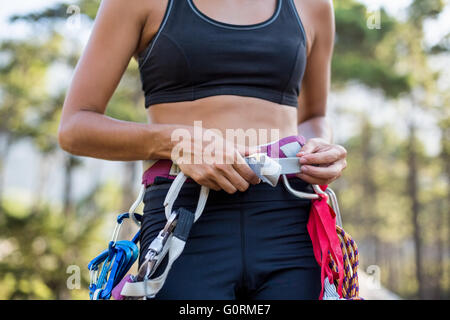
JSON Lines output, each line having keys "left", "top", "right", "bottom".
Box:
{"left": 147, "top": 95, "right": 299, "bottom": 147}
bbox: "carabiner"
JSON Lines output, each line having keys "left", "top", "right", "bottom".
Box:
{"left": 325, "top": 188, "right": 343, "bottom": 228}
{"left": 137, "top": 211, "right": 179, "bottom": 281}
{"left": 130, "top": 185, "right": 145, "bottom": 227}
{"left": 282, "top": 175, "right": 327, "bottom": 200}
{"left": 163, "top": 172, "right": 209, "bottom": 222}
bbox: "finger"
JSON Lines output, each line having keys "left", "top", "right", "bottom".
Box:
{"left": 236, "top": 144, "right": 259, "bottom": 157}
{"left": 190, "top": 171, "right": 221, "bottom": 191}
{"left": 300, "top": 161, "right": 344, "bottom": 180}
{"left": 212, "top": 174, "right": 238, "bottom": 194}
{"left": 233, "top": 162, "right": 261, "bottom": 185}
{"left": 219, "top": 165, "right": 250, "bottom": 192}
{"left": 297, "top": 139, "right": 322, "bottom": 156}
{"left": 232, "top": 152, "right": 261, "bottom": 185}
{"left": 192, "top": 176, "right": 221, "bottom": 191}
{"left": 204, "top": 180, "right": 222, "bottom": 192}
{"left": 299, "top": 148, "right": 343, "bottom": 165}
{"left": 296, "top": 173, "right": 332, "bottom": 186}
{"left": 213, "top": 162, "right": 251, "bottom": 191}
{"left": 200, "top": 165, "right": 239, "bottom": 194}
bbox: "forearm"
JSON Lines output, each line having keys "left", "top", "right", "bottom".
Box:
{"left": 297, "top": 116, "right": 333, "bottom": 143}
{"left": 58, "top": 110, "right": 188, "bottom": 161}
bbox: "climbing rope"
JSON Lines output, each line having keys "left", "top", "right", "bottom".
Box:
{"left": 328, "top": 225, "right": 363, "bottom": 300}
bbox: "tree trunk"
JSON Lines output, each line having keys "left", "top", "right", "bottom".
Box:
{"left": 0, "top": 133, "right": 13, "bottom": 203}
{"left": 438, "top": 119, "right": 450, "bottom": 299}
{"left": 121, "top": 161, "right": 138, "bottom": 239}
{"left": 32, "top": 154, "right": 51, "bottom": 211}
{"left": 360, "top": 118, "right": 379, "bottom": 265}
{"left": 63, "top": 154, "right": 76, "bottom": 216}
{"left": 407, "top": 123, "right": 424, "bottom": 299}
{"left": 434, "top": 201, "right": 443, "bottom": 299}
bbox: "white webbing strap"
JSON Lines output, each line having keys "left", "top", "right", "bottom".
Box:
{"left": 121, "top": 173, "right": 208, "bottom": 298}
{"left": 120, "top": 236, "right": 186, "bottom": 297}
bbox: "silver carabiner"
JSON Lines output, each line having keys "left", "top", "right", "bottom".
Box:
{"left": 130, "top": 185, "right": 145, "bottom": 227}
{"left": 146, "top": 212, "right": 178, "bottom": 259}
{"left": 325, "top": 188, "right": 343, "bottom": 228}
{"left": 282, "top": 175, "right": 327, "bottom": 200}
{"left": 89, "top": 267, "right": 98, "bottom": 288}
{"left": 282, "top": 175, "right": 344, "bottom": 227}
{"left": 137, "top": 211, "right": 179, "bottom": 281}
{"left": 163, "top": 172, "right": 209, "bottom": 222}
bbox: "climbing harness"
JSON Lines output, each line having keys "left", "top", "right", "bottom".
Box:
{"left": 88, "top": 136, "right": 362, "bottom": 300}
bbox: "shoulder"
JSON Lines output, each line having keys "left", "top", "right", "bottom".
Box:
{"left": 297, "top": 0, "right": 333, "bottom": 15}
{"left": 292, "top": 0, "right": 335, "bottom": 54}
{"left": 95, "top": 0, "right": 154, "bottom": 25}
{"left": 96, "top": 0, "right": 170, "bottom": 56}
{"left": 312, "top": 0, "right": 334, "bottom": 13}
{"left": 312, "top": 0, "right": 334, "bottom": 27}
{"left": 293, "top": 0, "right": 333, "bottom": 13}
{"left": 293, "top": 0, "right": 334, "bottom": 47}
{"left": 310, "top": 0, "right": 335, "bottom": 36}
{"left": 293, "top": 0, "right": 334, "bottom": 27}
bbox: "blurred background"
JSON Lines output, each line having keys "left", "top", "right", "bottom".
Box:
{"left": 0, "top": 0, "right": 448, "bottom": 300}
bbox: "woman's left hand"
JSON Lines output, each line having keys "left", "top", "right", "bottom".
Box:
{"left": 296, "top": 137, "right": 347, "bottom": 186}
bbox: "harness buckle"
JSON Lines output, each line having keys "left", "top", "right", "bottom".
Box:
{"left": 246, "top": 153, "right": 282, "bottom": 187}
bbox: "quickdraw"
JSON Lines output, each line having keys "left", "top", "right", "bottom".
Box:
{"left": 87, "top": 187, "right": 145, "bottom": 300}
{"left": 88, "top": 212, "right": 141, "bottom": 300}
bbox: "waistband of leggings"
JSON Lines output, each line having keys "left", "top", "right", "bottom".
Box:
{"left": 143, "top": 177, "right": 314, "bottom": 210}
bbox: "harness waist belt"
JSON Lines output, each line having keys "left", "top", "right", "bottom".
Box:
{"left": 142, "top": 135, "right": 308, "bottom": 187}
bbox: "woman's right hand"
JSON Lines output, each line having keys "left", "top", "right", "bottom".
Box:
{"left": 172, "top": 132, "right": 261, "bottom": 193}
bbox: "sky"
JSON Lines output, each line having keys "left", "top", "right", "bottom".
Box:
{"left": 0, "top": 0, "right": 63, "bottom": 39}
{"left": 1, "top": 1, "right": 449, "bottom": 45}
{"left": 359, "top": 0, "right": 450, "bottom": 46}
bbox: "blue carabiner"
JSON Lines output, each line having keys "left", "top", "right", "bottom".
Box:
{"left": 88, "top": 212, "right": 142, "bottom": 300}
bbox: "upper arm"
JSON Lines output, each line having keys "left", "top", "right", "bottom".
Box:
{"left": 61, "top": 0, "right": 147, "bottom": 121}
{"left": 297, "top": 0, "right": 335, "bottom": 124}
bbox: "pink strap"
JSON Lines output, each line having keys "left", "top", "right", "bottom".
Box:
{"left": 307, "top": 185, "right": 344, "bottom": 299}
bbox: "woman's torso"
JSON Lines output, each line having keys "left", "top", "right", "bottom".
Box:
{"left": 135, "top": 0, "right": 314, "bottom": 146}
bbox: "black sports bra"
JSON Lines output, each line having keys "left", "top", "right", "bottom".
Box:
{"left": 138, "top": 0, "right": 307, "bottom": 108}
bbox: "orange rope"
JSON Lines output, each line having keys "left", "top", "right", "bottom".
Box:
{"left": 329, "top": 226, "right": 363, "bottom": 300}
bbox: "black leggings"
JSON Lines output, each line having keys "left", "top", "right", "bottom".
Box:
{"left": 139, "top": 178, "right": 321, "bottom": 300}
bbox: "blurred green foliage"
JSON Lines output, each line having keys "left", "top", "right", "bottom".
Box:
{"left": 333, "top": 1, "right": 411, "bottom": 97}
{"left": 0, "top": 0, "right": 448, "bottom": 300}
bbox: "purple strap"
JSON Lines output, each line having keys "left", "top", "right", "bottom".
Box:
{"left": 111, "top": 274, "right": 134, "bottom": 300}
